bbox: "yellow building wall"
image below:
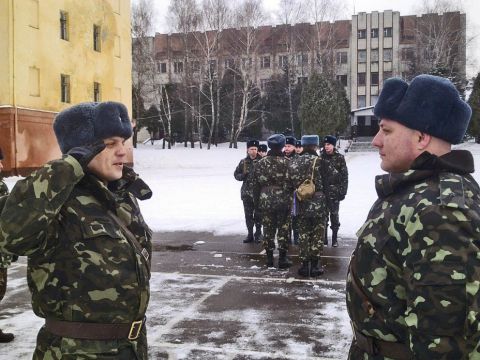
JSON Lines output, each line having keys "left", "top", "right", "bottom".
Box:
{"left": 0, "top": 0, "right": 132, "bottom": 173}
{"left": 10, "top": 0, "right": 132, "bottom": 112}
{"left": 0, "top": 0, "right": 13, "bottom": 105}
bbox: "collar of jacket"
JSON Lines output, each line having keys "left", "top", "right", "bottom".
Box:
{"left": 267, "top": 149, "right": 284, "bottom": 157}
{"left": 375, "top": 150, "right": 474, "bottom": 198}
{"left": 245, "top": 154, "right": 260, "bottom": 161}
{"left": 108, "top": 166, "right": 153, "bottom": 200}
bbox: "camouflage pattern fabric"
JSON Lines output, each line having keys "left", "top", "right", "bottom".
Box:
{"left": 0, "top": 180, "right": 12, "bottom": 269}
{"left": 0, "top": 180, "right": 7, "bottom": 196}
{"left": 253, "top": 151, "right": 292, "bottom": 251}
{"left": 0, "top": 156, "right": 152, "bottom": 359}
{"left": 242, "top": 197, "right": 261, "bottom": 234}
{"left": 321, "top": 149, "right": 348, "bottom": 231}
{"left": 0, "top": 267, "right": 6, "bottom": 301}
{"left": 234, "top": 155, "right": 261, "bottom": 201}
{"left": 347, "top": 150, "right": 480, "bottom": 359}
{"left": 288, "top": 152, "right": 334, "bottom": 260}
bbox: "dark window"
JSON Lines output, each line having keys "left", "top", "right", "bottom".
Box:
{"left": 371, "top": 49, "right": 379, "bottom": 62}
{"left": 358, "top": 95, "right": 366, "bottom": 108}
{"left": 158, "top": 62, "right": 167, "bottom": 73}
{"left": 371, "top": 72, "right": 379, "bottom": 85}
{"left": 297, "top": 53, "right": 308, "bottom": 65}
{"left": 174, "top": 61, "right": 184, "bottom": 73}
{"left": 224, "top": 58, "right": 234, "bottom": 69}
{"left": 336, "top": 51, "right": 348, "bottom": 64}
{"left": 93, "top": 24, "right": 101, "bottom": 52}
{"left": 191, "top": 61, "right": 200, "bottom": 72}
{"left": 297, "top": 76, "right": 308, "bottom": 84}
{"left": 383, "top": 27, "right": 392, "bottom": 38}
{"left": 358, "top": 72, "right": 366, "bottom": 86}
{"left": 358, "top": 29, "right": 366, "bottom": 39}
{"left": 60, "top": 11, "right": 68, "bottom": 40}
{"left": 336, "top": 74, "right": 347, "bottom": 86}
{"left": 279, "top": 55, "right": 288, "bottom": 68}
{"left": 383, "top": 48, "right": 393, "bottom": 62}
{"left": 94, "top": 82, "right": 101, "bottom": 102}
{"left": 358, "top": 50, "right": 367, "bottom": 63}
{"left": 371, "top": 28, "right": 378, "bottom": 38}
{"left": 261, "top": 56, "right": 270, "bottom": 69}
{"left": 61, "top": 74, "right": 70, "bottom": 103}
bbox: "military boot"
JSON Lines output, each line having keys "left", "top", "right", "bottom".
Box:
{"left": 332, "top": 229, "right": 338, "bottom": 247}
{"left": 266, "top": 250, "right": 274, "bottom": 267}
{"left": 297, "top": 261, "right": 310, "bottom": 277}
{"left": 310, "top": 257, "right": 324, "bottom": 277}
{"left": 0, "top": 329, "right": 14, "bottom": 343}
{"left": 243, "top": 228, "right": 254, "bottom": 243}
{"left": 278, "top": 250, "right": 292, "bottom": 269}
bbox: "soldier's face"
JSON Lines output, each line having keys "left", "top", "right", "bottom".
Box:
{"left": 372, "top": 119, "right": 419, "bottom": 173}
{"left": 324, "top": 143, "right": 334, "bottom": 154}
{"left": 0, "top": 160, "right": 3, "bottom": 173}
{"left": 295, "top": 146, "right": 303, "bottom": 154}
{"left": 247, "top": 147, "right": 258, "bottom": 158}
{"left": 284, "top": 144, "right": 295, "bottom": 155}
{"left": 87, "top": 136, "right": 128, "bottom": 182}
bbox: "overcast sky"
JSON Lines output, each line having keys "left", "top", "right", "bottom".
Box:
{"left": 151, "top": 0, "right": 480, "bottom": 77}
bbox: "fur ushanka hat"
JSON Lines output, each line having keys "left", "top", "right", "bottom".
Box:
{"left": 323, "top": 135, "right": 337, "bottom": 147}
{"left": 246, "top": 139, "right": 259, "bottom": 149}
{"left": 54, "top": 101, "right": 133, "bottom": 153}
{"left": 268, "top": 134, "right": 286, "bottom": 150}
{"left": 374, "top": 75, "right": 471, "bottom": 144}
{"left": 301, "top": 135, "right": 319, "bottom": 146}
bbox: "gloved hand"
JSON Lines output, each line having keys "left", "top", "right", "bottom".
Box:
{"left": 67, "top": 140, "right": 106, "bottom": 170}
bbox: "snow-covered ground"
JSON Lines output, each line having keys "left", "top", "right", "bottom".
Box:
{"left": 1, "top": 141, "right": 480, "bottom": 359}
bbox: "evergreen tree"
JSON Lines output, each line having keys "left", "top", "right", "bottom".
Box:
{"left": 468, "top": 73, "right": 480, "bottom": 143}
{"left": 299, "top": 72, "right": 350, "bottom": 137}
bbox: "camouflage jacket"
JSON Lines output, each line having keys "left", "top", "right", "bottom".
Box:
{"left": 234, "top": 155, "right": 261, "bottom": 200}
{"left": 0, "top": 156, "right": 152, "bottom": 353}
{"left": 253, "top": 150, "right": 292, "bottom": 212}
{"left": 288, "top": 151, "right": 335, "bottom": 218}
{"left": 284, "top": 152, "right": 298, "bottom": 161}
{"left": 347, "top": 150, "right": 480, "bottom": 359}
{"left": 320, "top": 149, "right": 348, "bottom": 201}
{"left": 0, "top": 179, "right": 12, "bottom": 268}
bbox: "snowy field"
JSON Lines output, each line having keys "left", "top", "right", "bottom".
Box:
{"left": 1, "top": 141, "right": 480, "bottom": 359}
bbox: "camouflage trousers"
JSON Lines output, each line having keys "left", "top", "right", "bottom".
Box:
{"left": 326, "top": 200, "right": 340, "bottom": 231}
{"left": 297, "top": 217, "right": 325, "bottom": 261}
{"left": 0, "top": 267, "right": 6, "bottom": 301}
{"left": 32, "top": 323, "right": 148, "bottom": 359}
{"left": 262, "top": 209, "right": 290, "bottom": 252}
{"left": 242, "top": 197, "right": 262, "bottom": 234}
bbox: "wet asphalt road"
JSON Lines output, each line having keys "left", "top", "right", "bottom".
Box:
{"left": 1, "top": 232, "right": 355, "bottom": 359}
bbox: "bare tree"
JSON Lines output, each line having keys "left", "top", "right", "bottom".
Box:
{"left": 411, "top": 0, "right": 468, "bottom": 88}
{"left": 168, "top": 0, "right": 201, "bottom": 147}
{"left": 131, "top": 0, "right": 156, "bottom": 147}
{"left": 227, "top": 0, "right": 266, "bottom": 148}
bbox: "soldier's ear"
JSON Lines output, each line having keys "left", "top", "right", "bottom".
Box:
{"left": 416, "top": 131, "right": 431, "bottom": 150}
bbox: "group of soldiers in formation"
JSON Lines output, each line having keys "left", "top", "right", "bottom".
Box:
{"left": 234, "top": 134, "right": 348, "bottom": 277}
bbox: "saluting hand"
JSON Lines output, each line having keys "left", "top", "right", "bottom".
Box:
{"left": 67, "top": 140, "right": 106, "bottom": 170}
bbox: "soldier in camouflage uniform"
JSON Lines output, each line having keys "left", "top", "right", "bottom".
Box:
{"left": 294, "top": 140, "right": 303, "bottom": 155}
{"left": 0, "top": 148, "right": 15, "bottom": 343}
{"left": 258, "top": 144, "right": 268, "bottom": 158}
{"left": 253, "top": 134, "right": 292, "bottom": 269}
{"left": 0, "top": 102, "right": 152, "bottom": 359}
{"left": 234, "top": 140, "right": 262, "bottom": 243}
{"left": 289, "top": 135, "right": 334, "bottom": 277}
{"left": 347, "top": 75, "right": 480, "bottom": 359}
{"left": 283, "top": 136, "right": 298, "bottom": 160}
{"left": 320, "top": 135, "right": 348, "bottom": 247}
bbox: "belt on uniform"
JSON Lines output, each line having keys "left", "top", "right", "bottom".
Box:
{"left": 353, "top": 326, "right": 413, "bottom": 360}
{"left": 44, "top": 317, "right": 145, "bottom": 341}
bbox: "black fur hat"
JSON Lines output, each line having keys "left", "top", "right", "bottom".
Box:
{"left": 53, "top": 101, "right": 133, "bottom": 153}
{"left": 374, "top": 75, "right": 471, "bottom": 144}
{"left": 246, "top": 139, "right": 259, "bottom": 149}
{"left": 258, "top": 144, "right": 268, "bottom": 152}
{"left": 295, "top": 140, "right": 302, "bottom": 148}
{"left": 285, "top": 136, "right": 296, "bottom": 146}
{"left": 323, "top": 135, "right": 337, "bottom": 147}
{"left": 268, "top": 134, "right": 286, "bottom": 150}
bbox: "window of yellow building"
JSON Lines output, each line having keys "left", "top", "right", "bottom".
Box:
{"left": 61, "top": 74, "right": 71, "bottom": 103}
{"left": 94, "top": 82, "right": 101, "bottom": 102}
{"left": 60, "top": 11, "right": 69, "bottom": 41}
{"left": 94, "top": 25, "right": 102, "bottom": 52}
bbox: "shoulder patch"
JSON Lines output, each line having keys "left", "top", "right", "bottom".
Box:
{"left": 439, "top": 173, "right": 466, "bottom": 209}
